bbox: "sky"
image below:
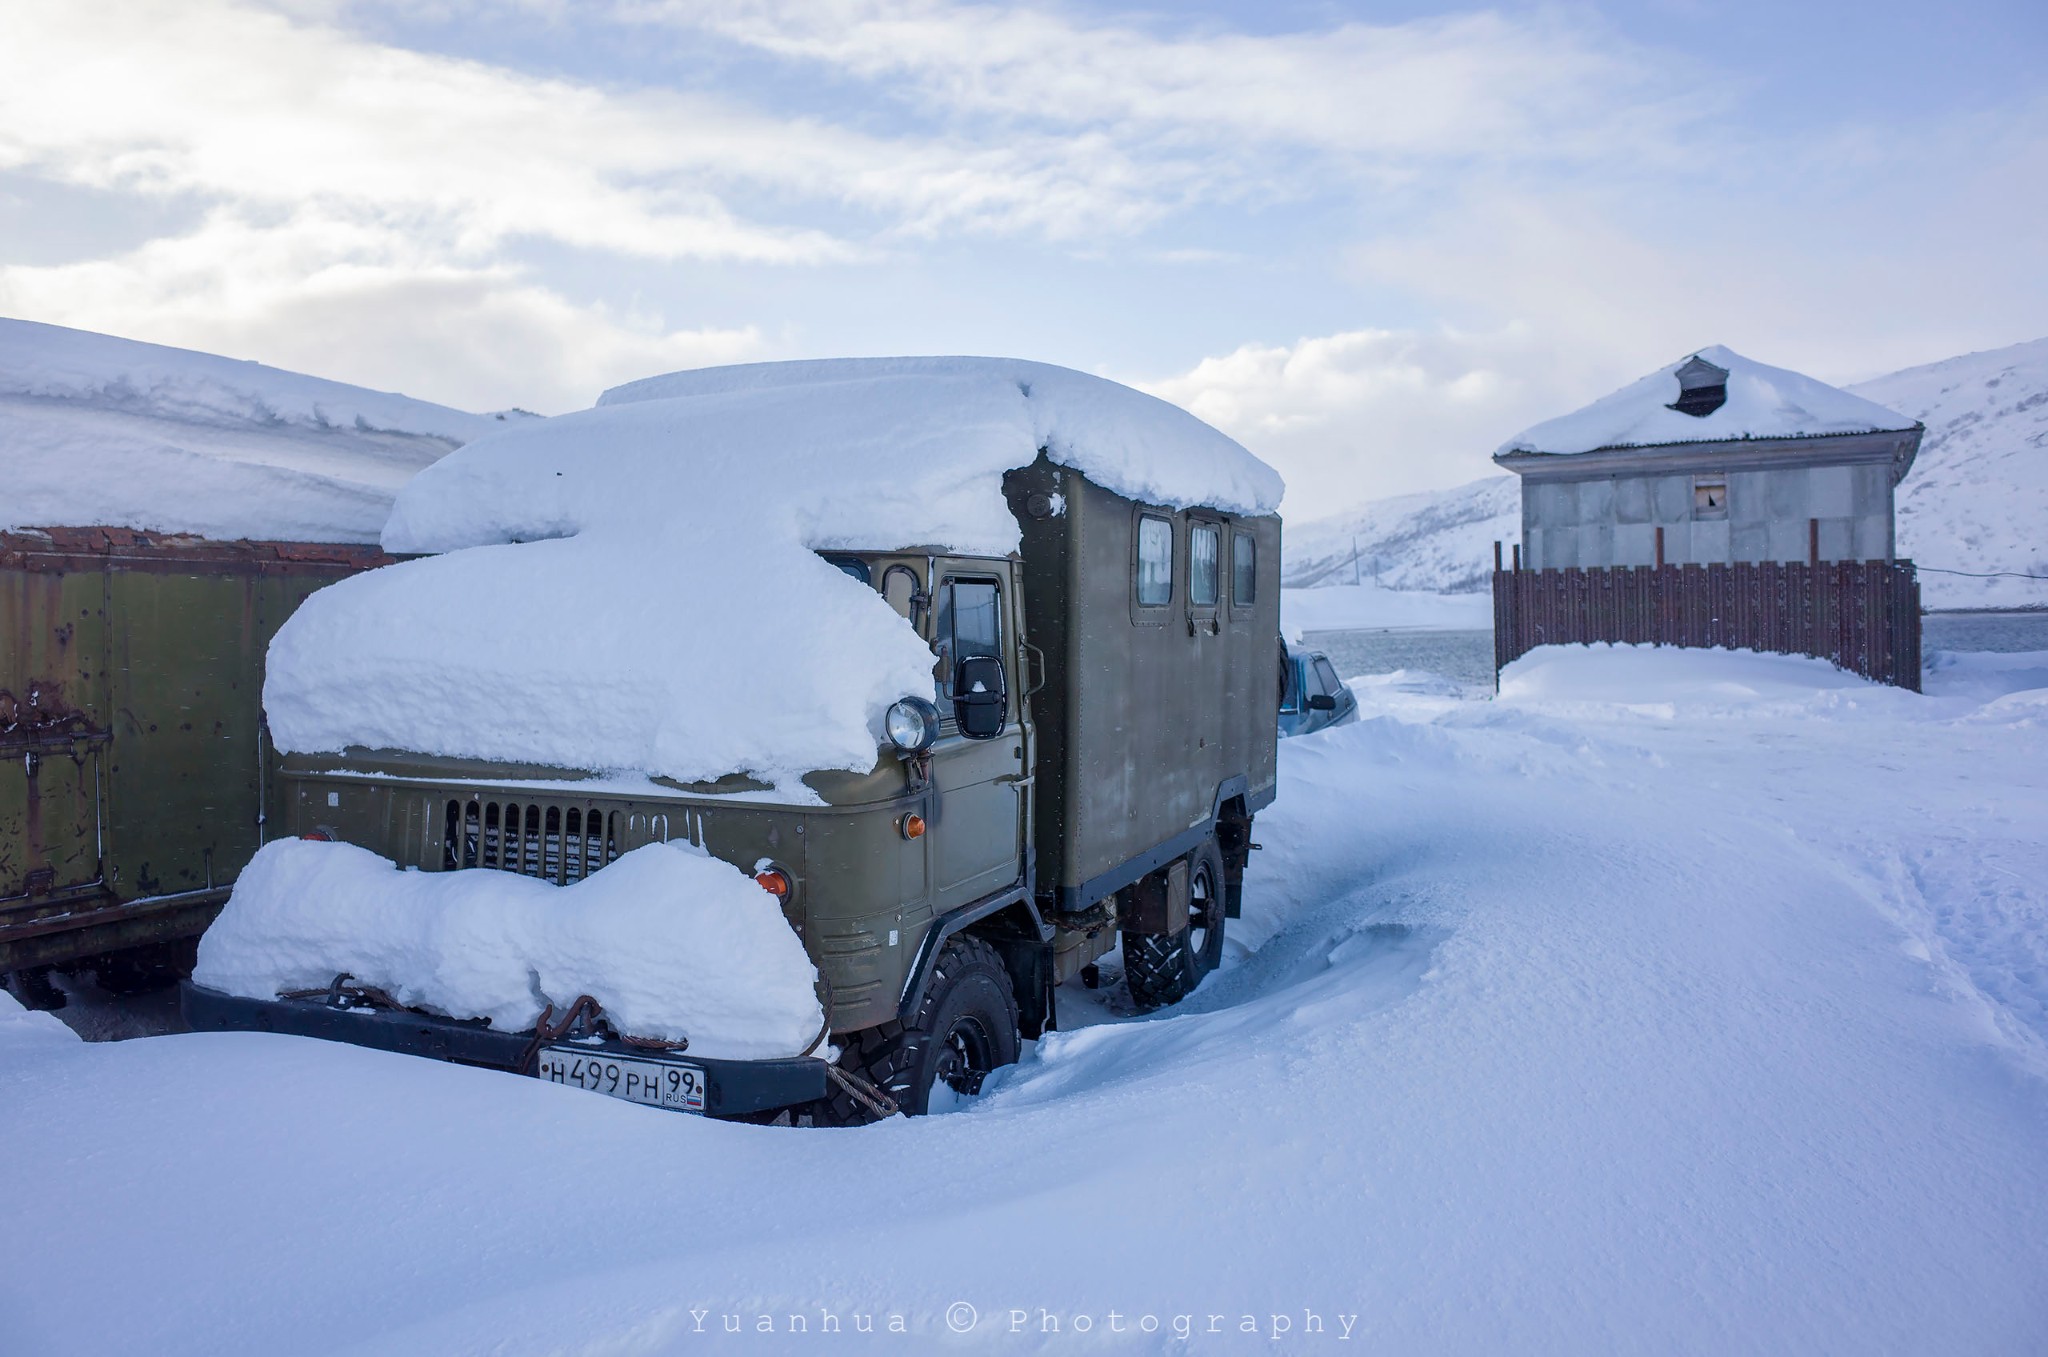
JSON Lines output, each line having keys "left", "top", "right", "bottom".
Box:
{"left": 1, "top": 0, "right": 2042, "bottom": 519}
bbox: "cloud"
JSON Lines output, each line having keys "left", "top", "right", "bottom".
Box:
{"left": 0, "top": 210, "right": 762, "bottom": 411}
{"left": 1138, "top": 326, "right": 1579, "bottom": 514}
{"left": 658, "top": 0, "right": 1705, "bottom": 168}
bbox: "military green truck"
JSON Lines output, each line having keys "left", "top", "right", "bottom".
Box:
{"left": 184, "top": 360, "right": 1284, "bottom": 1123}
{"left": 0, "top": 528, "right": 388, "bottom": 1003}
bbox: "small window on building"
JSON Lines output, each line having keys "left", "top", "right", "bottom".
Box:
{"left": 1668, "top": 354, "right": 1729, "bottom": 418}
{"left": 1693, "top": 477, "right": 1728, "bottom": 520}
{"left": 1233, "top": 531, "right": 1257, "bottom": 603}
{"left": 1136, "top": 515, "right": 1173, "bottom": 606}
{"left": 1190, "top": 523, "right": 1220, "bottom": 606}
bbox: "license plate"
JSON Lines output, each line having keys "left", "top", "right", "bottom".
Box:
{"left": 535, "top": 1046, "right": 706, "bottom": 1113}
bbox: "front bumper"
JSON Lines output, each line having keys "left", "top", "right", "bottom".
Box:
{"left": 180, "top": 982, "right": 828, "bottom": 1118}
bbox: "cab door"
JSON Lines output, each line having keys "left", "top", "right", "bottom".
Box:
{"left": 927, "top": 568, "right": 1028, "bottom": 905}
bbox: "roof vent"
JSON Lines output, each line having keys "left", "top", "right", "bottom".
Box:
{"left": 1668, "top": 354, "right": 1729, "bottom": 418}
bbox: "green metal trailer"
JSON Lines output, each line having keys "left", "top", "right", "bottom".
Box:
{"left": 1, "top": 526, "right": 387, "bottom": 996}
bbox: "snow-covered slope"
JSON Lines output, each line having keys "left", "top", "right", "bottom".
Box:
{"left": 0, "top": 318, "right": 505, "bottom": 543}
{"left": 1283, "top": 474, "right": 1517, "bottom": 593}
{"left": 1850, "top": 337, "right": 2048, "bottom": 610}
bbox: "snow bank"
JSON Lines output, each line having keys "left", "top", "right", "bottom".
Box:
{"left": 268, "top": 358, "right": 1280, "bottom": 788}
{"left": 0, "top": 318, "right": 502, "bottom": 542}
{"left": 0, "top": 990, "right": 78, "bottom": 1056}
{"left": 12, "top": 638, "right": 2048, "bottom": 1356}
{"left": 1282, "top": 582, "right": 1493, "bottom": 636}
{"left": 1498, "top": 643, "right": 1882, "bottom": 711}
{"left": 1925, "top": 648, "right": 2048, "bottom": 701}
{"left": 1498, "top": 345, "right": 1917, "bottom": 457}
{"left": 193, "top": 839, "right": 822, "bottom": 1059}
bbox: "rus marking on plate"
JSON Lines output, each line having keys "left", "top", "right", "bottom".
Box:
{"left": 536, "top": 1047, "right": 706, "bottom": 1113}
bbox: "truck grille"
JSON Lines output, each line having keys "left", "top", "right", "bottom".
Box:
{"left": 443, "top": 798, "right": 621, "bottom": 884}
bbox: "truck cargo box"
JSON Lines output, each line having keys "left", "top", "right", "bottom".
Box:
{"left": 1, "top": 527, "right": 388, "bottom": 973}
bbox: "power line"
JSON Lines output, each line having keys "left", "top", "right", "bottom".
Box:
{"left": 1918, "top": 565, "right": 2048, "bottom": 581}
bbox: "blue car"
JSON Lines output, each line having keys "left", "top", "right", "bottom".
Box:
{"left": 1279, "top": 646, "right": 1359, "bottom": 737}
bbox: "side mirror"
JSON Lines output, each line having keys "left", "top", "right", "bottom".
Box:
{"left": 952, "top": 655, "right": 1007, "bottom": 739}
{"left": 1306, "top": 693, "right": 1337, "bottom": 712}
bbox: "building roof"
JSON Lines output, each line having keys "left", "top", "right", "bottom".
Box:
{"left": 1494, "top": 346, "right": 1919, "bottom": 460}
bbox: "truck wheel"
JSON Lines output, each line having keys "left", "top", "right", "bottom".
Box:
{"left": 813, "top": 935, "right": 1021, "bottom": 1126}
{"left": 1122, "top": 838, "right": 1227, "bottom": 1011}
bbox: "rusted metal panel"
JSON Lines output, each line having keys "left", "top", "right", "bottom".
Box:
{"left": 2, "top": 527, "right": 388, "bottom": 971}
{"left": 1491, "top": 556, "right": 1921, "bottom": 691}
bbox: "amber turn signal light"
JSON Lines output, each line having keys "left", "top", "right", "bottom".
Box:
{"left": 755, "top": 867, "right": 793, "bottom": 899}
{"left": 899, "top": 813, "right": 926, "bottom": 840}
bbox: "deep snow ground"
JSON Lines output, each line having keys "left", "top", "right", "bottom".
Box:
{"left": 4, "top": 648, "right": 2046, "bottom": 1355}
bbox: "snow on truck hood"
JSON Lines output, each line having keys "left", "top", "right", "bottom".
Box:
{"left": 265, "top": 357, "right": 1282, "bottom": 791}
{"left": 1496, "top": 345, "right": 1919, "bottom": 458}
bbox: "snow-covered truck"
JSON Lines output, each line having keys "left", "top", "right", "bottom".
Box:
{"left": 0, "top": 319, "right": 493, "bottom": 1003}
{"left": 183, "top": 358, "right": 1285, "bottom": 1122}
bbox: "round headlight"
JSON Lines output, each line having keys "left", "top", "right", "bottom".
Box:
{"left": 885, "top": 696, "right": 940, "bottom": 754}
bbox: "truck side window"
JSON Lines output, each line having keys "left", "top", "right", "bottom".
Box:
{"left": 1313, "top": 657, "right": 1343, "bottom": 696}
{"left": 1233, "top": 532, "right": 1256, "bottom": 603}
{"left": 822, "top": 554, "right": 870, "bottom": 584}
{"left": 1190, "top": 524, "right": 1219, "bottom": 606}
{"left": 936, "top": 578, "right": 1006, "bottom": 736}
{"left": 1136, "top": 515, "right": 1172, "bottom": 606}
{"left": 935, "top": 578, "right": 1002, "bottom": 683}
{"left": 944, "top": 580, "right": 1002, "bottom": 660}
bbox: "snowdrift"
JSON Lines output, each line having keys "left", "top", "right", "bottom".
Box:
{"left": 266, "top": 357, "right": 1282, "bottom": 790}
{"left": 0, "top": 317, "right": 500, "bottom": 542}
{"left": 193, "top": 839, "right": 823, "bottom": 1058}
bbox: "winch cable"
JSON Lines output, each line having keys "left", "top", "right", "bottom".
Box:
{"left": 517, "top": 993, "right": 688, "bottom": 1076}
{"left": 808, "top": 970, "right": 899, "bottom": 1119}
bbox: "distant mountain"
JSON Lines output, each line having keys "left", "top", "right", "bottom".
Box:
{"left": 1284, "top": 474, "right": 1517, "bottom": 594}
{"left": 1287, "top": 337, "right": 2047, "bottom": 610}
{"left": 0, "top": 318, "right": 508, "bottom": 543}
{"left": 1849, "top": 338, "right": 2048, "bottom": 610}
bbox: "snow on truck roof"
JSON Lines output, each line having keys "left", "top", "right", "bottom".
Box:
{"left": 0, "top": 317, "right": 502, "bottom": 543}
{"left": 1495, "top": 345, "right": 1919, "bottom": 460}
{"left": 266, "top": 357, "right": 1283, "bottom": 792}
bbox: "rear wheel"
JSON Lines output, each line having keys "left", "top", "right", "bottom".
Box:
{"left": 1122, "top": 837, "right": 1226, "bottom": 1011}
{"left": 813, "top": 935, "right": 1020, "bottom": 1126}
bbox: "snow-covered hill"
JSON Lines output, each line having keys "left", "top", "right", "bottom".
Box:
{"left": 1850, "top": 338, "right": 2048, "bottom": 610}
{"left": 1283, "top": 474, "right": 1517, "bottom": 593}
{"left": 0, "top": 318, "right": 510, "bottom": 543}
{"left": 1287, "top": 337, "right": 2047, "bottom": 610}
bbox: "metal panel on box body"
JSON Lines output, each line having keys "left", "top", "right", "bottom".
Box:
{"left": 1, "top": 529, "right": 388, "bottom": 969}
{"left": 1007, "top": 459, "right": 1279, "bottom": 908}
{"left": 1, "top": 564, "right": 110, "bottom": 909}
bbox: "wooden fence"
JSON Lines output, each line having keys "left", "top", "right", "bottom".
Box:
{"left": 1491, "top": 554, "right": 1922, "bottom": 691}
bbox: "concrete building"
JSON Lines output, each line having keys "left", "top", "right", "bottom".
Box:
{"left": 1494, "top": 347, "right": 1922, "bottom": 571}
